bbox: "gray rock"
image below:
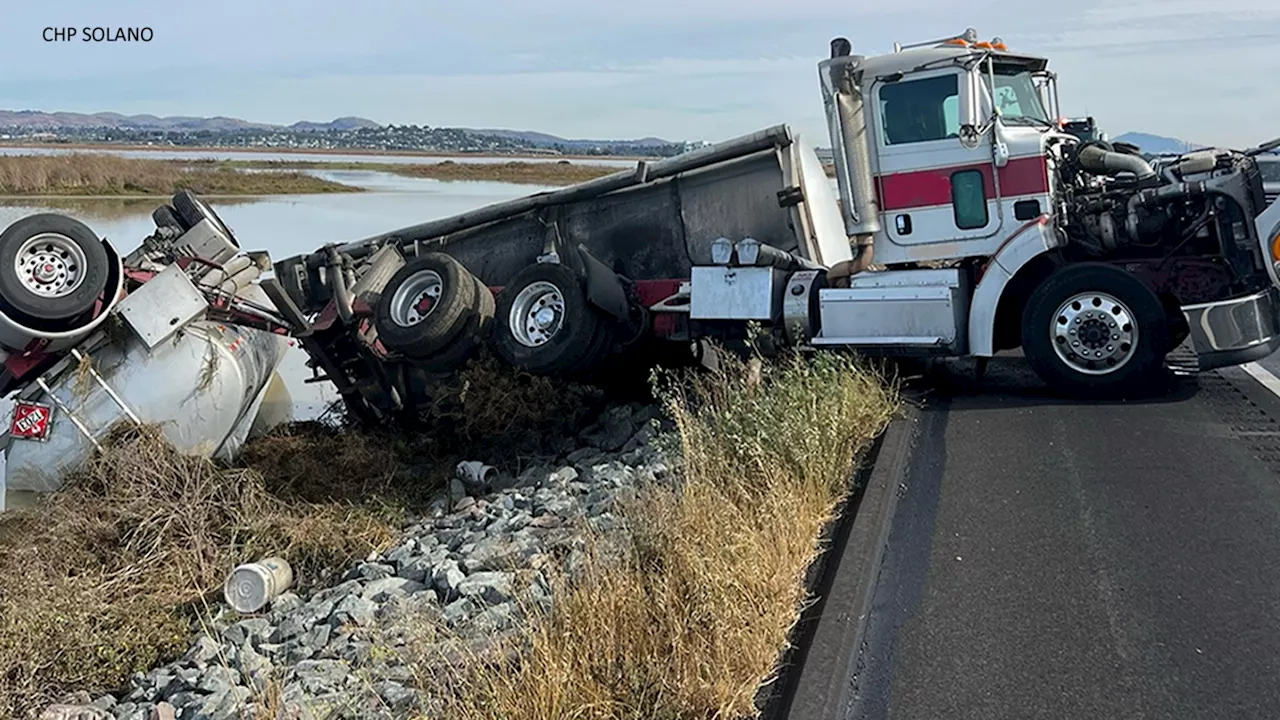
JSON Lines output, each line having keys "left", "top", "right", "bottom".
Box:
{"left": 181, "top": 635, "right": 222, "bottom": 666}
{"left": 442, "top": 598, "right": 475, "bottom": 626}
{"left": 222, "top": 618, "right": 271, "bottom": 647}
{"left": 384, "top": 539, "right": 417, "bottom": 566}
{"left": 195, "top": 666, "right": 239, "bottom": 695}
{"left": 470, "top": 603, "right": 519, "bottom": 634}
{"left": 235, "top": 643, "right": 273, "bottom": 694}
{"left": 362, "top": 577, "right": 426, "bottom": 602}
{"left": 376, "top": 681, "right": 418, "bottom": 712}
{"left": 269, "top": 592, "right": 304, "bottom": 616}
{"left": 164, "top": 692, "right": 201, "bottom": 711}
{"left": 580, "top": 406, "right": 636, "bottom": 451}
{"left": 301, "top": 622, "right": 331, "bottom": 650}
{"left": 112, "top": 704, "right": 141, "bottom": 720}
{"left": 461, "top": 535, "right": 539, "bottom": 573}
{"left": 268, "top": 614, "right": 310, "bottom": 644}
{"left": 454, "top": 495, "right": 477, "bottom": 512}
{"left": 456, "top": 571, "right": 515, "bottom": 605}
{"left": 188, "top": 686, "right": 251, "bottom": 720}
{"left": 397, "top": 555, "right": 433, "bottom": 583}
{"left": 292, "top": 659, "right": 351, "bottom": 695}
{"left": 312, "top": 580, "right": 363, "bottom": 604}
{"left": 431, "top": 559, "right": 466, "bottom": 601}
{"left": 449, "top": 476, "right": 467, "bottom": 506}
{"left": 344, "top": 562, "right": 394, "bottom": 582}
{"left": 622, "top": 424, "right": 656, "bottom": 453}
{"left": 565, "top": 447, "right": 605, "bottom": 466}
{"left": 336, "top": 638, "right": 373, "bottom": 666}
{"left": 301, "top": 597, "right": 337, "bottom": 627}
{"left": 330, "top": 594, "right": 377, "bottom": 627}
{"left": 91, "top": 697, "right": 116, "bottom": 712}
{"left": 148, "top": 703, "right": 176, "bottom": 720}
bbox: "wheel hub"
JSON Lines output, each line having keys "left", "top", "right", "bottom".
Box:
{"left": 388, "top": 269, "right": 444, "bottom": 327}
{"left": 14, "top": 232, "right": 87, "bottom": 299}
{"left": 1051, "top": 292, "right": 1137, "bottom": 375}
{"left": 509, "top": 281, "right": 565, "bottom": 348}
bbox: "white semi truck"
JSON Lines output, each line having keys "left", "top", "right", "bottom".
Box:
{"left": 263, "top": 28, "right": 1280, "bottom": 426}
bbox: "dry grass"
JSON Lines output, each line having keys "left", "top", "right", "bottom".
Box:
{"left": 0, "top": 425, "right": 405, "bottom": 718}
{"left": 0, "top": 154, "right": 360, "bottom": 196}
{"left": 0, "top": 354, "right": 609, "bottom": 717}
{"left": 418, "top": 349, "right": 899, "bottom": 720}
{"left": 222, "top": 158, "right": 620, "bottom": 186}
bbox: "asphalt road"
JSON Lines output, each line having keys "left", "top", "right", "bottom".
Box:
{"left": 849, "top": 352, "right": 1280, "bottom": 720}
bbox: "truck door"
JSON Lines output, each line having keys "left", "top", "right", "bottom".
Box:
{"left": 872, "top": 68, "right": 1003, "bottom": 247}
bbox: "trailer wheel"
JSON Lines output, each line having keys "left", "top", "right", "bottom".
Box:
{"left": 0, "top": 213, "right": 110, "bottom": 324}
{"left": 172, "top": 190, "right": 239, "bottom": 246}
{"left": 492, "top": 262, "right": 604, "bottom": 375}
{"left": 1021, "top": 263, "right": 1168, "bottom": 397}
{"left": 416, "top": 278, "right": 496, "bottom": 373}
{"left": 375, "top": 253, "right": 482, "bottom": 359}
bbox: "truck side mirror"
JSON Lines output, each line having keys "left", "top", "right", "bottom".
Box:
{"left": 957, "top": 70, "right": 982, "bottom": 149}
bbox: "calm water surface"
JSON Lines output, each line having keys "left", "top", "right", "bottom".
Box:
{"left": 0, "top": 170, "right": 550, "bottom": 420}
{"left": 0, "top": 145, "right": 640, "bottom": 168}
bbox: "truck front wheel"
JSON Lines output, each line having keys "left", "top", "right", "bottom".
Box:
{"left": 1020, "top": 263, "right": 1169, "bottom": 397}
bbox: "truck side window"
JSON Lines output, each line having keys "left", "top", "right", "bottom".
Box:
{"left": 951, "top": 169, "right": 988, "bottom": 229}
{"left": 879, "top": 74, "right": 960, "bottom": 145}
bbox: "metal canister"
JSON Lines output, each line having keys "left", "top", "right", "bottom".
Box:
{"left": 223, "top": 557, "right": 294, "bottom": 614}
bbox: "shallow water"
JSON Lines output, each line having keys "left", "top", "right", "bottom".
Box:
{"left": 0, "top": 145, "right": 641, "bottom": 168}
{"left": 0, "top": 170, "right": 548, "bottom": 421}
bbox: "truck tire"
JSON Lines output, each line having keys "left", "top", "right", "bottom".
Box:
{"left": 1021, "top": 263, "right": 1169, "bottom": 397}
{"left": 375, "top": 252, "right": 481, "bottom": 359}
{"left": 491, "top": 262, "right": 604, "bottom": 375}
{"left": 152, "top": 204, "right": 183, "bottom": 233}
{"left": 0, "top": 213, "right": 111, "bottom": 324}
{"left": 416, "top": 277, "right": 496, "bottom": 373}
{"left": 172, "top": 190, "right": 239, "bottom": 246}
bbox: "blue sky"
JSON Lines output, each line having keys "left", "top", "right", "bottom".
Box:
{"left": 3, "top": 0, "right": 1278, "bottom": 147}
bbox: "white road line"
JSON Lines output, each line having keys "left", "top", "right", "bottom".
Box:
{"left": 1241, "top": 362, "right": 1280, "bottom": 399}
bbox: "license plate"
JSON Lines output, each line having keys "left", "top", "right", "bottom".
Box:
{"left": 10, "top": 402, "right": 53, "bottom": 441}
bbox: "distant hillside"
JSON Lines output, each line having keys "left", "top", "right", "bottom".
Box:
{"left": 1111, "top": 132, "right": 1206, "bottom": 155}
{"left": 0, "top": 109, "right": 687, "bottom": 156}
{"left": 471, "top": 128, "right": 676, "bottom": 151}
{"left": 0, "top": 110, "right": 381, "bottom": 133}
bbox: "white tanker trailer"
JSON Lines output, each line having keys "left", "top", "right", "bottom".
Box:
{"left": 0, "top": 192, "right": 293, "bottom": 510}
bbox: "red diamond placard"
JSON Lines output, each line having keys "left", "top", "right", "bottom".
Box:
{"left": 10, "top": 402, "right": 52, "bottom": 441}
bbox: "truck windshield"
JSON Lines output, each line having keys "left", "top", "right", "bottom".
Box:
{"left": 991, "top": 66, "right": 1050, "bottom": 126}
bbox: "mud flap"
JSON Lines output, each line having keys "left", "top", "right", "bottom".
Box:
{"left": 576, "top": 245, "right": 630, "bottom": 321}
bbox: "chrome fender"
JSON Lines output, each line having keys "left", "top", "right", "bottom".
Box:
{"left": 968, "top": 216, "right": 1062, "bottom": 357}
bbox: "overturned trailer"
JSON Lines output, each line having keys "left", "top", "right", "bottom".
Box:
{"left": 269, "top": 125, "right": 845, "bottom": 425}
{"left": 0, "top": 195, "right": 293, "bottom": 510}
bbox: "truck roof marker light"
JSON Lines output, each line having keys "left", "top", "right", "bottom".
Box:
{"left": 942, "top": 38, "right": 969, "bottom": 47}
{"left": 973, "top": 41, "right": 994, "bottom": 49}
{"left": 992, "top": 37, "right": 1007, "bottom": 50}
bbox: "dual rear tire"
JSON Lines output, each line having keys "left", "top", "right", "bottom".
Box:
{"left": 373, "top": 255, "right": 618, "bottom": 379}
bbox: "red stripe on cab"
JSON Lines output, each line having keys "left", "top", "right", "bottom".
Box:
{"left": 876, "top": 155, "right": 1049, "bottom": 212}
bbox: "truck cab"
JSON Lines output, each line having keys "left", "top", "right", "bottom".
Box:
{"left": 786, "top": 28, "right": 1280, "bottom": 394}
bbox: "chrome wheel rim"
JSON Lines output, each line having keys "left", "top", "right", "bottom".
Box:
{"left": 509, "top": 281, "right": 565, "bottom": 348}
{"left": 1051, "top": 291, "right": 1138, "bottom": 375}
{"left": 14, "top": 233, "right": 88, "bottom": 299}
{"left": 388, "top": 269, "right": 444, "bottom": 327}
